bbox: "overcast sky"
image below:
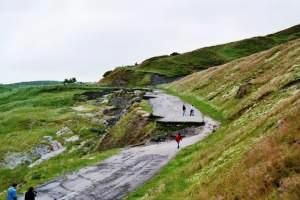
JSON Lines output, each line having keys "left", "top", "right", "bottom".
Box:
{"left": 1, "top": 0, "right": 300, "bottom": 84}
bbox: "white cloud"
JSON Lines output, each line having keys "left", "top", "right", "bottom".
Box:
{"left": 0, "top": 0, "right": 300, "bottom": 83}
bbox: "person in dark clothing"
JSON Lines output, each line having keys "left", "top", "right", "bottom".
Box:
{"left": 182, "top": 104, "right": 186, "bottom": 116}
{"left": 190, "top": 105, "right": 195, "bottom": 116}
{"left": 25, "top": 187, "right": 36, "bottom": 200}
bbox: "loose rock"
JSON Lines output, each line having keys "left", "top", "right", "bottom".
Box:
{"left": 65, "top": 136, "right": 80, "bottom": 143}
{"left": 56, "top": 127, "right": 74, "bottom": 136}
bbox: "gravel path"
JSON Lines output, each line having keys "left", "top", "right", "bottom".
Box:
{"left": 20, "top": 91, "right": 219, "bottom": 200}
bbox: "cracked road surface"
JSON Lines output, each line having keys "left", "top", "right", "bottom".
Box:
{"left": 20, "top": 91, "right": 218, "bottom": 200}
{"left": 146, "top": 90, "right": 207, "bottom": 123}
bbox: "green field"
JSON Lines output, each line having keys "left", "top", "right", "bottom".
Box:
{"left": 0, "top": 84, "right": 119, "bottom": 198}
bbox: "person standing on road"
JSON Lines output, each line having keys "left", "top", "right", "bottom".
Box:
{"left": 7, "top": 183, "right": 17, "bottom": 200}
{"left": 25, "top": 187, "right": 37, "bottom": 200}
{"left": 190, "top": 105, "right": 195, "bottom": 116}
{"left": 175, "top": 133, "right": 183, "bottom": 149}
{"left": 182, "top": 104, "right": 186, "bottom": 116}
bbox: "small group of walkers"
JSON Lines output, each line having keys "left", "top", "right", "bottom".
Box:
{"left": 182, "top": 104, "right": 195, "bottom": 116}
{"left": 177, "top": 104, "right": 195, "bottom": 149}
{"left": 7, "top": 184, "right": 36, "bottom": 200}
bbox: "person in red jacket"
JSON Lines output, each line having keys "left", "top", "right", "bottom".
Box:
{"left": 175, "top": 133, "right": 183, "bottom": 149}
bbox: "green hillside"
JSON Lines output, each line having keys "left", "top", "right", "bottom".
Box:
{"left": 100, "top": 24, "right": 300, "bottom": 86}
{"left": 5, "top": 81, "right": 62, "bottom": 88}
{"left": 0, "top": 85, "right": 119, "bottom": 198}
{"left": 127, "top": 38, "right": 300, "bottom": 199}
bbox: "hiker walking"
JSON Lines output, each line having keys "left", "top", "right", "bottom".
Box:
{"left": 182, "top": 104, "right": 186, "bottom": 116}
{"left": 175, "top": 133, "right": 183, "bottom": 149}
{"left": 190, "top": 105, "right": 195, "bottom": 116}
{"left": 25, "top": 187, "right": 37, "bottom": 200}
{"left": 7, "top": 183, "right": 17, "bottom": 200}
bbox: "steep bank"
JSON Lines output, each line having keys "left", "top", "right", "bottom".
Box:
{"left": 100, "top": 24, "right": 300, "bottom": 87}
{"left": 127, "top": 38, "right": 300, "bottom": 199}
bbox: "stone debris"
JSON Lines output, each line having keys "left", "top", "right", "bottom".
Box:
{"left": 56, "top": 127, "right": 73, "bottom": 136}
{"left": 29, "top": 141, "right": 65, "bottom": 168}
{"left": 29, "top": 137, "right": 65, "bottom": 168}
{"left": 65, "top": 135, "right": 80, "bottom": 143}
{"left": 91, "top": 118, "right": 103, "bottom": 125}
{"left": 43, "top": 136, "right": 53, "bottom": 142}
{"left": 0, "top": 136, "right": 67, "bottom": 169}
{"left": 141, "top": 113, "right": 151, "bottom": 118}
{"left": 134, "top": 90, "right": 143, "bottom": 95}
{"left": 72, "top": 105, "right": 90, "bottom": 112}
{"left": 1, "top": 152, "right": 32, "bottom": 169}
{"left": 136, "top": 109, "right": 150, "bottom": 118}
{"left": 101, "top": 99, "right": 109, "bottom": 104}
{"left": 32, "top": 144, "right": 52, "bottom": 158}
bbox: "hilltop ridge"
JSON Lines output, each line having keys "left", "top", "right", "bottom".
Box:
{"left": 99, "top": 24, "right": 300, "bottom": 87}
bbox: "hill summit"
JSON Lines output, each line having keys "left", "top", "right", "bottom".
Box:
{"left": 99, "top": 24, "right": 300, "bottom": 87}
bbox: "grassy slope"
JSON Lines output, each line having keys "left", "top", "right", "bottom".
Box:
{"left": 5, "top": 81, "right": 61, "bottom": 87}
{"left": 100, "top": 24, "right": 300, "bottom": 86}
{"left": 98, "top": 100, "right": 156, "bottom": 150}
{"left": 100, "top": 67, "right": 153, "bottom": 87}
{"left": 127, "top": 39, "right": 300, "bottom": 199}
{"left": 0, "top": 85, "right": 119, "bottom": 198}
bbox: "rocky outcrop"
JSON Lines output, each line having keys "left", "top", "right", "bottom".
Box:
{"left": 1, "top": 136, "right": 66, "bottom": 169}
{"left": 150, "top": 74, "right": 175, "bottom": 85}
{"left": 65, "top": 135, "right": 80, "bottom": 143}
{"left": 29, "top": 137, "right": 65, "bottom": 168}
{"left": 0, "top": 152, "right": 32, "bottom": 169}
{"left": 56, "top": 126, "right": 74, "bottom": 136}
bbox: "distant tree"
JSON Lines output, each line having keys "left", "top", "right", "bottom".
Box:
{"left": 71, "top": 77, "right": 77, "bottom": 83}
{"left": 135, "top": 62, "right": 138, "bottom": 66}
{"left": 170, "top": 52, "right": 180, "bottom": 56}
{"left": 63, "top": 77, "right": 77, "bottom": 85}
